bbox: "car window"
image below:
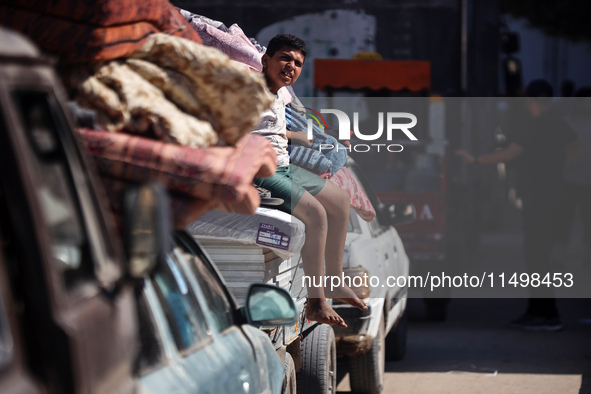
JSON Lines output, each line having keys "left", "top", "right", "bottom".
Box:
{"left": 135, "top": 286, "right": 164, "bottom": 374}
{"left": 367, "top": 214, "right": 383, "bottom": 235}
{"left": 0, "top": 284, "right": 13, "bottom": 370}
{"left": 174, "top": 236, "right": 234, "bottom": 334}
{"left": 12, "top": 91, "right": 94, "bottom": 290}
{"left": 348, "top": 208, "right": 362, "bottom": 233}
{"left": 152, "top": 253, "right": 209, "bottom": 352}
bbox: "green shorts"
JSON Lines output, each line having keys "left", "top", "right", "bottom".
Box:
{"left": 254, "top": 165, "right": 326, "bottom": 213}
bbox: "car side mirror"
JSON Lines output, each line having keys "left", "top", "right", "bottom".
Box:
{"left": 123, "top": 183, "right": 170, "bottom": 278}
{"left": 383, "top": 202, "right": 416, "bottom": 226}
{"left": 243, "top": 283, "right": 298, "bottom": 327}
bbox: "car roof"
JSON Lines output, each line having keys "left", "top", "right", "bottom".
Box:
{"left": 0, "top": 27, "right": 40, "bottom": 59}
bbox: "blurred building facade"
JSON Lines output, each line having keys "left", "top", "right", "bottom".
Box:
{"left": 173, "top": 0, "right": 500, "bottom": 97}
{"left": 505, "top": 16, "right": 591, "bottom": 95}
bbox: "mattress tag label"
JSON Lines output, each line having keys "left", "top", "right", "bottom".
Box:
{"left": 256, "top": 223, "right": 290, "bottom": 250}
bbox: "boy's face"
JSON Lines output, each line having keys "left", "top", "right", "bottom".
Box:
{"left": 262, "top": 46, "right": 305, "bottom": 94}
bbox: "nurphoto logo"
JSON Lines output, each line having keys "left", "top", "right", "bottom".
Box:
{"left": 306, "top": 109, "right": 418, "bottom": 153}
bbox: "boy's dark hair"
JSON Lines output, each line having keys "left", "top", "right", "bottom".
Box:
{"left": 266, "top": 34, "right": 307, "bottom": 58}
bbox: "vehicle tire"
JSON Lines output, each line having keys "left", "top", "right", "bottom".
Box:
{"left": 385, "top": 308, "right": 407, "bottom": 361}
{"left": 282, "top": 352, "right": 297, "bottom": 394}
{"left": 348, "top": 318, "right": 385, "bottom": 394}
{"left": 296, "top": 323, "right": 337, "bottom": 394}
{"left": 424, "top": 298, "right": 449, "bottom": 322}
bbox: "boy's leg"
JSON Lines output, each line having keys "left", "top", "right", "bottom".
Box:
{"left": 291, "top": 165, "right": 367, "bottom": 310}
{"left": 314, "top": 181, "right": 367, "bottom": 310}
{"left": 256, "top": 166, "right": 348, "bottom": 328}
{"left": 292, "top": 191, "right": 347, "bottom": 328}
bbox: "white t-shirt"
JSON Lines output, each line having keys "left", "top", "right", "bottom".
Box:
{"left": 251, "top": 87, "right": 290, "bottom": 167}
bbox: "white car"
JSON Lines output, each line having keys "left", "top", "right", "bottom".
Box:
{"left": 332, "top": 160, "right": 415, "bottom": 394}
{"left": 136, "top": 231, "right": 298, "bottom": 394}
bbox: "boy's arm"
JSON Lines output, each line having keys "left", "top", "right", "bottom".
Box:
{"left": 287, "top": 129, "right": 313, "bottom": 147}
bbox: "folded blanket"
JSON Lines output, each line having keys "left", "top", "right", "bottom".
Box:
{"left": 71, "top": 61, "right": 217, "bottom": 148}
{"left": 288, "top": 145, "right": 332, "bottom": 177}
{"left": 0, "top": 0, "right": 201, "bottom": 62}
{"left": 328, "top": 167, "right": 376, "bottom": 222}
{"left": 285, "top": 106, "right": 348, "bottom": 176}
{"left": 76, "top": 129, "right": 277, "bottom": 217}
{"left": 68, "top": 33, "right": 273, "bottom": 147}
{"left": 178, "top": 9, "right": 263, "bottom": 72}
{"left": 131, "top": 33, "right": 272, "bottom": 145}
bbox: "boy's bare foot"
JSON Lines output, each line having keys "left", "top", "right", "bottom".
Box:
{"left": 327, "top": 285, "right": 368, "bottom": 311}
{"left": 334, "top": 297, "right": 368, "bottom": 311}
{"left": 305, "top": 298, "right": 347, "bottom": 328}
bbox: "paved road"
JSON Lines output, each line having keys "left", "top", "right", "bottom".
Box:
{"left": 337, "top": 211, "right": 591, "bottom": 394}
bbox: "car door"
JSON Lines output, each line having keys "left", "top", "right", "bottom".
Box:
{"left": 137, "top": 250, "right": 211, "bottom": 394}
{"left": 138, "top": 233, "right": 279, "bottom": 394}
{"left": 173, "top": 232, "right": 282, "bottom": 394}
{"left": 0, "top": 67, "right": 136, "bottom": 393}
{"left": 0, "top": 246, "right": 45, "bottom": 394}
{"left": 348, "top": 164, "right": 404, "bottom": 301}
{"left": 363, "top": 213, "right": 391, "bottom": 299}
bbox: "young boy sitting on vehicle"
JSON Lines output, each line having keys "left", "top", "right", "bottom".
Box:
{"left": 252, "top": 34, "right": 367, "bottom": 328}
